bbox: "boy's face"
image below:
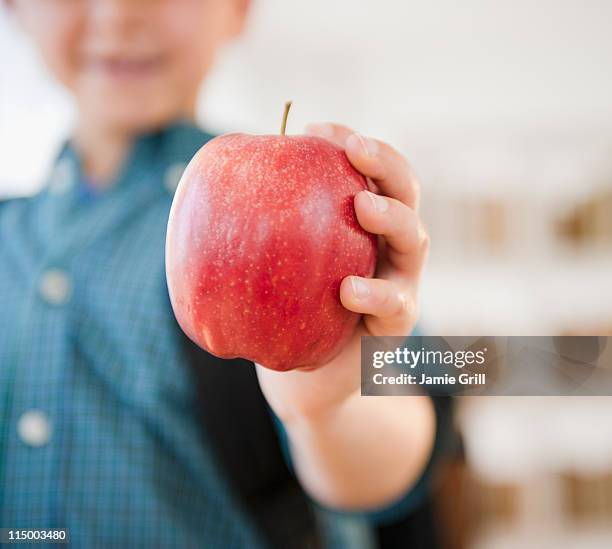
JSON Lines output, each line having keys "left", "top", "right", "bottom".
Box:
{"left": 10, "top": 0, "right": 249, "bottom": 133}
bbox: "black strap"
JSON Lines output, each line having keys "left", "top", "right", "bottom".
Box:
{"left": 184, "top": 333, "right": 456, "bottom": 549}
{"left": 183, "top": 336, "right": 321, "bottom": 549}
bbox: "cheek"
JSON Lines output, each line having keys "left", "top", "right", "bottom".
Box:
{"left": 161, "top": 3, "right": 230, "bottom": 83}
{"left": 26, "top": 9, "right": 82, "bottom": 89}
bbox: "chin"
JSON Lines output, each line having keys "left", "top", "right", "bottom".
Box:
{"left": 83, "top": 95, "right": 187, "bottom": 136}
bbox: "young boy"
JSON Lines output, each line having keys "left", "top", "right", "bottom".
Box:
{"left": 0, "top": 1, "right": 437, "bottom": 547}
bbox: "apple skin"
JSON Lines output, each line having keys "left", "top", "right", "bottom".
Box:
{"left": 166, "top": 133, "right": 377, "bottom": 371}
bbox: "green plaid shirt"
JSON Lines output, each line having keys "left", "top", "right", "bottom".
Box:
{"left": 0, "top": 121, "right": 428, "bottom": 548}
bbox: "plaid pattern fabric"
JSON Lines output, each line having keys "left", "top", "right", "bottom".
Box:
{"left": 0, "top": 121, "right": 425, "bottom": 549}
{"left": 0, "top": 122, "right": 271, "bottom": 548}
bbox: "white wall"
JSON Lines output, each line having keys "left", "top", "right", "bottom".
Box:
{"left": 2, "top": 0, "right": 612, "bottom": 194}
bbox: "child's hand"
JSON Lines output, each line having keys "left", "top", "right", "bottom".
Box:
{"left": 255, "top": 123, "right": 433, "bottom": 509}
{"left": 256, "top": 122, "right": 429, "bottom": 426}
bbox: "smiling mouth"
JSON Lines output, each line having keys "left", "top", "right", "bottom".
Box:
{"left": 89, "top": 56, "right": 165, "bottom": 79}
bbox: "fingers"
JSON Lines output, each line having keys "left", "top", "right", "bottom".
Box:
{"left": 354, "top": 190, "right": 428, "bottom": 275}
{"left": 344, "top": 134, "right": 420, "bottom": 210}
{"left": 305, "top": 122, "right": 420, "bottom": 209}
{"left": 304, "top": 122, "right": 354, "bottom": 149}
{"left": 305, "top": 121, "right": 428, "bottom": 332}
{"left": 339, "top": 276, "right": 418, "bottom": 336}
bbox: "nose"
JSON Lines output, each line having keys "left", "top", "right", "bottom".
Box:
{"left": 87, "top": 0, "right": 150, "bottom": 37}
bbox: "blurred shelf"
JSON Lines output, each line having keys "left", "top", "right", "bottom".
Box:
{"left": 420, "top": 254, "right": 612, "bottom": 336}
{"left": 472, "top": 523, "right": 612, "bottom": 549}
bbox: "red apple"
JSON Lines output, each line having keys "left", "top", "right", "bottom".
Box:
{"left": 166, "top": 108, "right": 377, "bottom": 371}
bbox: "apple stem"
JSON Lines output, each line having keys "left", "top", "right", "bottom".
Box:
{"left": 280, "top": 101, "right": 292, "bottom": 136}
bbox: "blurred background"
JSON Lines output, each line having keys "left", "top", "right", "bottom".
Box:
{"left": 1, "top": 0, "right": 612, "bottom": 547}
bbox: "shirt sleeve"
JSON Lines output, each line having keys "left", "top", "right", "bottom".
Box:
{"left": 270, "top": 324, "right": 456, "bottom": 526}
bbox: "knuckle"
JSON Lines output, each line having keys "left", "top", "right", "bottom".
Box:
{"left": 382, "top": 140, "right": 402, "bottom": 161}
{"left": 421, "top": 232, "right": 430, "bottom": 248}
{"left": 417, "top": 220, "right": 430, "bottom": 248}
{"left": 388, "top": 293, "right": 417, "bottom": 334}
{"left": 421, "top": 236, "right": 431, "bottom": 254}
{"left": 402, "top": 296, "right": 419, "bottom": 329}
{"left": 389, "top": 200, "right": 411, "bottom": 227}
{"left": 394, "top": 291, "right": 412, "bottom": 318}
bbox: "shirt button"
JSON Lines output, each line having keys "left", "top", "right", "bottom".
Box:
{"left": 18, "top": 410, "right": 52, "bottom": 447}
{"left": 39, "top": 269, "right": 72, "bottom": 306}
{"left": 48, "top": 157, "right": 75, "bottom": 195}
{"left": 164, "top": 162, "right": 187, "bottom": 194}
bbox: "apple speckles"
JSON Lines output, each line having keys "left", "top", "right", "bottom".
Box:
{"left": 166, "top": 132, "right": 377, "bottom": 370}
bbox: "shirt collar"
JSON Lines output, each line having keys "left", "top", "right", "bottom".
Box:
{"left": 45, "top": 119, "right": 214, "bottom": 201}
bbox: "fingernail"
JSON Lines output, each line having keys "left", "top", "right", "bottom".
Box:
{"left": 346, "top": 133, "right": 379, "bottom": 158}
{"left": 351, "top": 277, "right": 370, "bottom": 300}
{"left": 305, "top": 122, "right": 334, "bottom": 138}
{"left": 365, "top": 190, "right": 388, "bottom": 213}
